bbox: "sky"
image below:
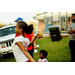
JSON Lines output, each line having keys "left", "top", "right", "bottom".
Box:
{"left": 0, "top": 12, "right": 37, "bottom": 23}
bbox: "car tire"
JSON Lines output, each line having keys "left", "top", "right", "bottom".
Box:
{"left": 0, "top": 54, "right": 4, "bottom": 58}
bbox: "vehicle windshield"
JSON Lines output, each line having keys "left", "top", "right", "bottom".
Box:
{"left": 0, "top": 26, "right": 15, "bottom": 37}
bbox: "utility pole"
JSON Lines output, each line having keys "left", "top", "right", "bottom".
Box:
{"left": 66, "top": 12, "right": 67, "bottom": 31}
{"left": 51, "top": 12, "right": 53, "bottom": 25}
{"left": 35, "top": 14, "right": 37, "bottom": 34}
{"left": 59, "top": 12, "right": 61, "bottom": 25}
{"left": 33, "top": 12, "right": 38, "bottom": 35}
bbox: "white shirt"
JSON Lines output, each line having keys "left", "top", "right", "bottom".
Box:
{"left": 12, "top": 36, "right": 30, "bottom": 62}
{"left": 68, "top": 23, "right": 75, "bottom": 40}
{"left": 38, "top": 58, "right": 48, "bottom": 62}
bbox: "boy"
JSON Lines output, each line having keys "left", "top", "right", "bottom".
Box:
{"left": 38, "top": 50, "right": 48, "bottom": 62}
{"left": 68, "top": 13, "right": 75, "bottom": 62}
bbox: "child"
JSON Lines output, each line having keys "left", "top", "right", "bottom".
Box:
{"left": 15, "top": 18, "right": 37, "bottom": 58}
{"left": 68, "top": 13, "right": 75, "bottom": 62}
{"left": 12, "top": 21, "right": 41, "bottom": 62}
{"left": 15, "top": 24, "right": 34, "bottom": 58}
{"left": 38, "top": 50, "right": 48, "bottom": 62}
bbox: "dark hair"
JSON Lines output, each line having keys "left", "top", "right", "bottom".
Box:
{"left": 72, "top": 13, "right": 75, "bottom": 16}
{"left": 17, "top": 21, "right": 34, "bottom": 35}
{"left": 26, "top": 24, "right": 34, "bottom": 34}
{"left": 40, "top": 50, "right": 48, "bottom": 58}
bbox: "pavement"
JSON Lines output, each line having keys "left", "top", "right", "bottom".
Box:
{"left": 34, "top": 31, "right": 70, "bottom": 37}
{"left": 43, "top": 34, "right": 69, "bottom": 37}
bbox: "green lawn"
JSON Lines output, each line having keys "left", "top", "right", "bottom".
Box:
{"left": 34, "top": 37, "right": 71, "bottom": 62}
{"left": 0, "top": 37, "right": 71, "bottom": 62}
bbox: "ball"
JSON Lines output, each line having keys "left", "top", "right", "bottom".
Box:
{"left": 38, "top": 32, "right": 43, "bottom": 36}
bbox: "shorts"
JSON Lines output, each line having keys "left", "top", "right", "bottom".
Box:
{"left": 26, "top": 60, "right": 31, "bottom": 62}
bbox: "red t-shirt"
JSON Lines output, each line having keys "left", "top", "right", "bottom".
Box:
{"left": 15, "top": 32, "right": 34, "bottom": 51}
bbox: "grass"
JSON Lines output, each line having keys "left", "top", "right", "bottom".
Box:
{"left": 33, "top": 37, "right": 71, "bottom": 62}
{"left": 0, "top": 37, "right": 71, "bottom": 62}
{"left": 0, "top": 53, "right": 16, "bottom": 62}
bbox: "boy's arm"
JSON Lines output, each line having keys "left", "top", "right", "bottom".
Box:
{"left": 29, "top": 35, "right": 37, "bottom": 46}
{"left": 67, "top": 24, "right": 75, "bottom": 34}
{"left": 68, "top": 30, "right": 75, "bottom": 34}
{"left": 31, "top": 32, "right": 37, "bottom": 49}
{"left": 16, "top": 41, "right": 35, "bottom": 62}
{"left": 29, "top": 33, "right": 42, "bottom": 46}
{"left": 68, "top": 30, "right": 73, "bottom": 34}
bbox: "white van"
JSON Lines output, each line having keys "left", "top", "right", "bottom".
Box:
{"left": 0, "top": 25, "right": 15, "bottom": 57}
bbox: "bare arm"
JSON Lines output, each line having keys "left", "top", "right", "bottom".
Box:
{"left": 30, "top": 35, "right": 37, "bottom": 46}
{"left": 31, "top": 37, "right": 37, "bottom": 49}
{"left": 68, "top": 30, "right": 73, "bottom": 34}
{"left": 16, "top": 41, "right": 35, "bottom": 62}
{"left": 29, "top": 33, "right": 42, "bottom": 46}
{"left": 68, "top": 30, "right": 75, "bottom": 34}
{"left": 68, "top": 24, "right": 75, "bottom": 34}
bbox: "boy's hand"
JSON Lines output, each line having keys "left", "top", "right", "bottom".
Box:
{"left": 36, "top": 32, "right": 43, "bottom": 38}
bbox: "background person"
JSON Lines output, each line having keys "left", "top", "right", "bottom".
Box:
{"left": 68, "top": 13, "right": 75, "bottom": 62}
{"left": 25, "top": 24, "right": 34, "bottom": 57}
{"left": 14, "top": 17, "right": 23, "bottom": 22}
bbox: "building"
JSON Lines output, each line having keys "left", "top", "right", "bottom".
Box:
{"left": 0, "top": 22, "right": 6, "bottom": 28}
{"left": 33, "top": 12, "right": 75, "bottom": 32}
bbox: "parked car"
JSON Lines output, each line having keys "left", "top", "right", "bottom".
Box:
{"left": 0, "top": 25, "right": 15, "bottom": 57}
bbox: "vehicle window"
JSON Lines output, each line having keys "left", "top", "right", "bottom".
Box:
{"left": 0, "top": 26, "right": 15, "bottom": 37}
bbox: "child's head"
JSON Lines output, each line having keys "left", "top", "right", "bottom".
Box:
{"left": 39, "top": 50, "right": 48, "bottom": 59}
{"left": 15, "top": 21, "right": 34, "bottom": 35}
{"left": 26, "top": 24, "right": 34, "bottom": 34}
{"left": 72, "top": 13, "right": 75, "bottom": 22}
